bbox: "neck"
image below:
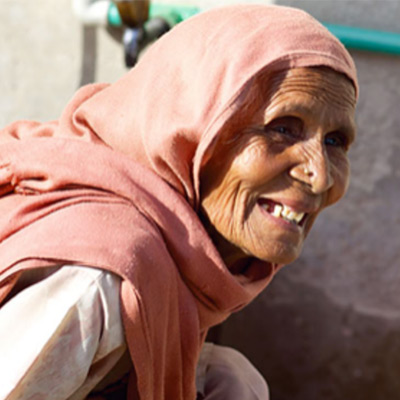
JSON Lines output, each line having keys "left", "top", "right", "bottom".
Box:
{"left": 199, "top": 209, "right": 252, "bottom": 272}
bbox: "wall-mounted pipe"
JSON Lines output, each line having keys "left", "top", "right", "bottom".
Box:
{"left": 107, "top": 2, "right": 199, "bottom": 28}
{"left": 109, "top": 3, "right": 400, "bottom": 56}
{"left": 72, "top": 0, "right": 111, "bottom": 25}
{"left": 73, "top": 1, "right": 400, "bottom": 56}
{"left": 324, "top": 23, "right": 400, "bottom": 55}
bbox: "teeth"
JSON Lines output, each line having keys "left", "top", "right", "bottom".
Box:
{"left": 266, "top": 203, "right": 305, "bottom": 225}
{"left": 291, "top": 212, "right": 304, "bottom": 223}
{"left": 281, "top": 205, "right": 291, "bottom": 218}
{"left": 271, "top": 204, "right": 282, "bottom": 218}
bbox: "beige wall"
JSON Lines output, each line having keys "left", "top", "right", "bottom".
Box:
{"left": 2, "top": 1, "right": 400, "bottom": 399}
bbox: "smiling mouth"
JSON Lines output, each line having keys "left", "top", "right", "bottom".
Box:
{"left": 259, "top": 199, "right": 307, "bottom": 226}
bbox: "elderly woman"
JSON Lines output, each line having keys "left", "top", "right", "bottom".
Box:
{"left": 0, "top": 4, "right": 357, "bottom": 400}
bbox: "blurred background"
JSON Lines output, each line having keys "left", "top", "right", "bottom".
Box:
{"left": 1, "top": 1, "right": 400, "bottom": 399}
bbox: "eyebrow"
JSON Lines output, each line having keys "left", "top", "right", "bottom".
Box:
{"left": 339, "top": 119, "right": 357, "bottom": 145}
{"left": 263, "top": 104, "right": 357, "bottom": 142}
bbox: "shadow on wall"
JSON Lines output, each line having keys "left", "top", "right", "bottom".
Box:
{"left": 220, "top": 271, "right": 400, "bottom": 400}
{"left": 79, "top": 26, "right": 97, "bottom": 86}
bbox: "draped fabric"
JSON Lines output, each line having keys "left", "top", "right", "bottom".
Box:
{"left": 0, "top": 5, "right": 357, "bottom": 400}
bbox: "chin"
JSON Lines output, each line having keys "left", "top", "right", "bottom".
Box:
{"left": 253, "top": 243, "right": 303, "bottom": 265}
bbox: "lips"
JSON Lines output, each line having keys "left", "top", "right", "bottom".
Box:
{"left": 258, "top": 199, "right": 307, "bottom": 226}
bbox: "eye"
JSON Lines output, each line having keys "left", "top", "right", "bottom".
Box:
{"left": 264, "top": 116, "right": 303, "bottom": 139}
{"left": 325, "top": 131, "right": 349, "bottom": 149}
{"left": 274, "top": 126, "right": 291, "bottom": 135}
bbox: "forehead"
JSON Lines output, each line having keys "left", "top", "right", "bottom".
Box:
{"left": 270, "top": 67, "right": 355, "bottom": 104}
{"left": 257, "top": 67, "right": 357, "bottom": 132}
{"left": 266, "top": 67, "right": 355, "bottom": 113}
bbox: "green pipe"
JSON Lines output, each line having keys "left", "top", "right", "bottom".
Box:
{"left": 150, "top": 3, "right": 199, "bottom": 24}
{"left": 108, "top": 3, "right": 400, "bottom": 56}
{"left": 324, "top": 23, "right": 400, "bottom": 55}
{"left": 108, "top": 2, "right": 200, "bottom": 28}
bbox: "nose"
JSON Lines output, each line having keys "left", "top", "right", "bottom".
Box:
{"left": 289, "top": 143, "right": 333, "bottom": 194}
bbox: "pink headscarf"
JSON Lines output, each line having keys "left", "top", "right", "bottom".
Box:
{"left": 0, "top": 5, "right": 357, "bottom": 399}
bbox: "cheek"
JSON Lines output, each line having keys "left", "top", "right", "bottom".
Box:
{"left": 231, "top": 140, "right": 279, "bottom": 185}
{"left": 328, "top": 155, "right": 351, "bottom": 205}
{"left": 237, "top": 143, "right": 264, "bottom": 167}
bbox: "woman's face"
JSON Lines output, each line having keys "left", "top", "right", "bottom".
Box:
{"left": 200, "top": 67, "right": 357, "bottom": 268}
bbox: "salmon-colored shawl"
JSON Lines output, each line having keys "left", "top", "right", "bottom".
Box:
{"left": 0, "top": 5, "right": 357, "bottom": 400}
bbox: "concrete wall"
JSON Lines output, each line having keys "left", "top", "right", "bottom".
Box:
{"left": 2, "top": 1, "right": 400, "bottom": 399}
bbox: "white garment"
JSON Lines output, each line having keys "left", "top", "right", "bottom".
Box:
{"left": 0, "top": 267, "right": 269, "bottom": 400}
{"left": 0, "top": 266, "right": 126, "bottom": 400}
{"left": 196, "top": 343, "right": 269, "bottom": 400}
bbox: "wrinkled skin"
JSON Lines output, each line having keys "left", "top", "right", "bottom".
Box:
{"left": 200, "top": 67, "right": 357, "bottom": 271}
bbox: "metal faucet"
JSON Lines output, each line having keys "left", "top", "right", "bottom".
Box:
{"left": 113, "top": 0, "right": 170, "bottom": 67}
